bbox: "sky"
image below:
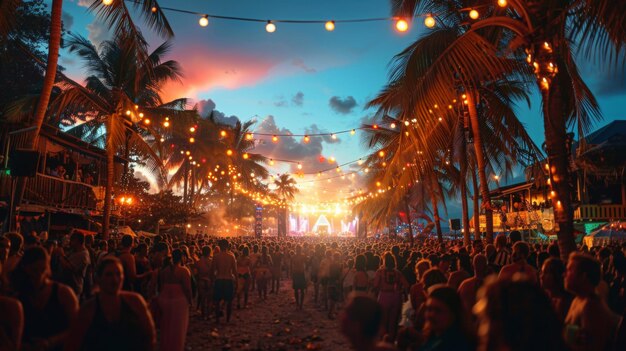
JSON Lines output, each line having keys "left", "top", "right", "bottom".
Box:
{"left": 56, "top": 0, "right": 625, "bottom": 220}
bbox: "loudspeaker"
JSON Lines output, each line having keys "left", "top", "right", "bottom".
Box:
{"left": 9, "top": 149, "right": 39, "bottom": 177}
{"left": 449, "top": 218, "right": 461, "bottom": 231}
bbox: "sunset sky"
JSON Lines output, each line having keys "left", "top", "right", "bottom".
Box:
{"left": 57, "top": 0, "right": 625, "bottom": 218}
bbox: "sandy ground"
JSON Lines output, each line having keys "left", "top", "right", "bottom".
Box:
{"left": 184, "top": 280, "right": 351, "bottom": 350}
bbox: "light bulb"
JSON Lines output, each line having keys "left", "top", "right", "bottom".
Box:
{"left": 325, "top": 21, "right": 335, "bottom": 31}
{"left": 350, "top": 129, "right": 356, "bottom": 135}
{"left": 424, "top": 15, "right": 436, "bottom": 28}
{"left": 199, "top": 16, "right": 209, "bottom": 27}
{"left": 390, "top": 123, "right": 396, "bottom": 129}
{"left": 143, "top": 118, "right": 150, "bottom": 125}
{"left": 297, "top": 163, "right": 302, "bottom": 170}
{"left": 272, "top": 135, "right": 279, "bottom": 143}
{"left": 269, "top": 159, "right": 275, "bottom": 166}
{"left": 243, "top": 153, "right": 249, "bottom": 160}
{"left": 226, "top": 149, "right": 233, "bottom": 156}
{"left": 246, "top": 133, "right": 254, "bottom": 140}
{"left": 497, "top": 0, "right": 507, "bottom": 7}
{"left": 469, "top": 9, "right": 479, "bottom": 20}
{"left": 395, "top": 19, "right": 409, "bottom": 32}
{"left": 220, "top": 130, "right": 227, "bottom": 137}
{"left": 163, "top": 121, "right": 170, "bottom": 128}
{"left": 102, "top": 0, "right": 113, "bottom": 5}
{"left": 331, "top": 134, "right": 337, "bottom": 140}
{"left": 378, "top": 151, "right": 385, "bottom": 157}
{"left": 303, "top": 135, "right": 310, "bottom": 143}
{"left": 189, "top": 137, "right": 195, "bottom": 143}
{"left": 189, "top": 127, "right": 196, "bottom": 133}
{"left": 266, "top": 21, "right": 276, "bottom": 33}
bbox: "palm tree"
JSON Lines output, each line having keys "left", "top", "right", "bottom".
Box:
{"left": 393, "top": 0, "right": 626, "bottom": 259}
{"left": 273, "top": 173, "right": 298, "bottom": 237}
{"left": 49, "top": 33, "right": 184, "bottom": 238}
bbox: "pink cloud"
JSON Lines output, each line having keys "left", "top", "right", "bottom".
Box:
{"left": 161, "top": 45, "right": 278, "bottom": 101}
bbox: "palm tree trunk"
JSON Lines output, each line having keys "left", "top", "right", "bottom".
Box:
{"left": 9, "top": 0, "right": 63, "bottom": 230}
{"left": 472, "top": 169, "right": 480, "bottom": 238}
{"left": 460, "top": 141, "right": 471, "bottom": 246}
{"left": 102, "top": 114, "right": 115, "bottom": 240}
{"left": 467, "top": 92, "right": 494, "bottom": 243}
{"left": 430, "top": 191, "right": 443, "bottom": 244}
{"left": 541, "top": 69, "right": 577, "bottom": 261}
{"left": 183, "top": 160, "right": 188, "bottom": 205}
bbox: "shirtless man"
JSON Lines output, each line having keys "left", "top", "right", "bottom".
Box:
{"left": 564, "top": 253, "right": 620, "bottom": 351}
{"left": 458, "top": 254, "right": 488, "bottom": 313}
{"left": 210, "top": 239, "right": 237, "bottom": 323}
{"left": 290, "top": 245, "right": 307, "bottom": 310}
{"left": 498, "top": 242, "right": 537, "bottom": 284}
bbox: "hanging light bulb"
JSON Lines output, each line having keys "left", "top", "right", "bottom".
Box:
{"left": 163, "top": 121, "right": 170, "bottom": 128}
{"left": 325, "top": 21, "right": 335, "bottom": 31}
{"left": 390, "top": 123, "right": 396, "bottom": 129}
{"left": 189, "top": 126, "right": 196, "bottom": 133}
{"left": 469, "top": 9, "right": 479, "bottom": 19}
{"left": 246, "top": 133, "right": 254, "bottom": 140}
{"left": 226, "top": 149, "right": 233, "bottom": 156}
{"left": 395, "top": 18, "right": 409, "bottom": 32}
{"left": 269, "top": 159, "right": 275, "bottom": 166}
{"left": 220, "top": 130, "right": 227, "bottom": 137}
{"left": 331, "top": 133, "right": 337, "bottom": 140}
{"left": 199, "top": 15, "right": 209, "bottom": 27}
{"left": 139, "top": 112, "right": 144, "bottom": 118}
{"left": 125, "top": 110, "right": 131, "bottom": 116}
{"left": 243, "top": 153, "right": 249, "bottom": 160}
{"left": 151, "top": 6, "right": 158, "bottom": 13}
{"left": 378, "top": 151, "right": 385, "bottom": 157}
{"left": 189, "top": 137, "right": 195, "bottom": 143}
{"left": 303, "top": 135, "right": 310, "bottom": 143}
{"left": 497, "top": 0, "right": 508, "bottom": 7}
{"left": 143, "top": 118, "right": 151, "bottom": 125}
{"left": 102, "top": 0, "right": 114, "bottom": 5}
{"left": 350, "top": 129, "right": 356, "bottom": 135}
{"left": 297, "top": 163, "right": 302, "bottom": 170}
{"left": 424, "top": 15, "right": 436, "bottom": 28}
{"left": 272, "top": 135, "right": 279, "bottom": 143}
{"left": 266, "top": 21, "right": 276, "bottom": 33}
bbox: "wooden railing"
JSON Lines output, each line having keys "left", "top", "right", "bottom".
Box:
{"left": 574, "top": 205, "right": 626, "bottom": 220}
{"left": 476, "top": 208, "right": 556, "bottom": 231}
{"left": 0, "top": 173, "right": 98, "bottom": 211}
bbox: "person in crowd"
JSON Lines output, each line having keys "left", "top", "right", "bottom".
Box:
{"left": 564, "top": 252, "right": 621, "bottom": 351}
{"left": 353, "top": 254, "right": 370, "bottom": 293}
{"left": 58, "top": 233, "right": 91, "bottom": 297}
{"left": 196, "top": 246, "right": 213, "bottom": 318}
{"left": 253, "top": 246, "right": 272, "bottom": 301}
{"left": 158, "top": 249, "right": 192, "bottom": 350}
{"left": 64, "top": 257, "right": 156, "bottom": 351}
{"left": 374, "top": 252, "right": 409, "bottom": 340}
{"left": 419, "top": 284, "right": 475, "bottom": 351}
{"left": 0, "top": 236, "right": 10, "bottom": 265}
{"left": 458, "top": 254, "right": 488, "bottom": 314}
{"left": 117, "top": 235, "right": 137, "bottom": 292}
{"left": 210, "top": 239, "right": 237, "bottom": 324}
{"left": 290, "top": 245, "right": 307, "bottom": 310}
{"left": 134, "top": 243, "right": 152, "bottom": 296}
{"left": 235, "top": 245, "right": 251, "bottom": 309}
{"left": 498, "top": 242, "right": 537, "bottom": 284}
{"left": 475, "top": 278, "right": 567, "bottom": 351}
{"left": 3, "top": 232, "right": 23, "bottom": 277}
{"left": 540, "top": 258, "right": 573, "bottom": 322}
{"left": 0, "top": 259, "right": 23, "bottom": 351}
{"left": 11, "top": 247, "right": 78, "bottom": 351}
{"left": 270, "top": 245, "right": 283, "bottom": 294}
{"left": 248, "top": 244, "right": 260, "bottom": 292}
{"left": 327, "top": 251, "right": 343, "bottom": 319}
{"left": 340, "top": 295, "right": 395, "bottom": 351}
{"left": 492, "top": 234, "right": 510, "bottom": 272}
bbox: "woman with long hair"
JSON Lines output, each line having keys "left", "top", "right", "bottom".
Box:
{"left": 540, "top": 258, "right": 573, "bottom": 322}
{"left": 11, "top": 247, "right": 78, "bottom": 351}
{"left": 64, "top": 257, "right": 156, "bottom": 351}
{"left": 158, "top": 249, "right": 192, "bottom": 351}
{"left": 419, "top": 285, "right": 475, "bottom": 351}
{"left": 253, "top": 246, "right": 272, "bottom": 301}
{"left": 373, "top": 251, "right": 408, "bottom": 340}
{"left": 353, "top": 254, "right": 370, "bottom": 293}
{"left": 475, "top": 278, "right": 567, "bottom": 351}
{"left": 236, "top": 245, "right": 251, "bottom": 309}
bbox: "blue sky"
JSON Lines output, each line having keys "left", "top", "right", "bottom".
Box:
{"left": 57, "top": 0, "right": 625, "bottom": 218}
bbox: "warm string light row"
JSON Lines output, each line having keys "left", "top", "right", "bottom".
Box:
{"left": 109, "top": 0, "right": 511, "bottom": 34}
{"left": 111, "top": 0, "right": 439, "bottom": 33}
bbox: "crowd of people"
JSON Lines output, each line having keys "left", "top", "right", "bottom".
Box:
{"left": 0, "top": 229, "right": 625, "bottom": 350}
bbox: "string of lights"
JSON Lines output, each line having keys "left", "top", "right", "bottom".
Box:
{"left": 119, "top": 0, "right": 439, "bottom": 33}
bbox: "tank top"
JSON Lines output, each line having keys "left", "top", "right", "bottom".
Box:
{"left": 81, "top": 294, "right": 144, "bottom": 351}
{"left": 21, "top": 283, "right": 69, "bottom": 351}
